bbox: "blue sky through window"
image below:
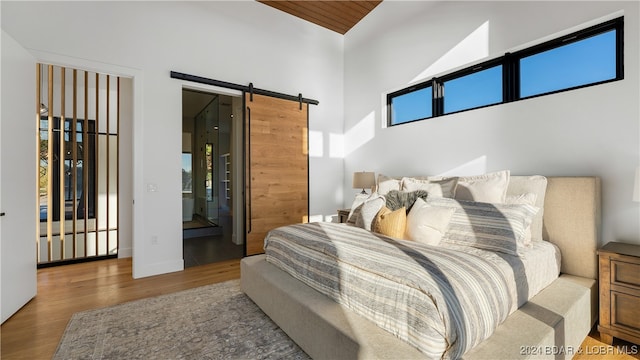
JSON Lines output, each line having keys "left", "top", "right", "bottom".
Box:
{"left": 182, "top": 153, "right": 192, "bottom": 172}
{"left": 391, "top": 86, "right": 432, "bottom": 125}
{"left": 444, "top": 65, "right": 503, "bottom": 114}
{"left": 520, "top": 30, "right": 617, "bottom": 98}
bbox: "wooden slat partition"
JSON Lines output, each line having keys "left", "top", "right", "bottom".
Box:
{"left": 83, "top": 71, "right": 89, "bottom": 257}
{"left": 36, "top": 63, "right": 121, "bottom": 265}
{"left": 47, "top": 64, "right": 53, "bottom": 262}
{"left": 95, "top": 73, "right": 99, "bottom": 256}
{"left": 72, "top": 69, "right": 78, "bottom": 258}
{"left": 106, "top": 75, "right": 110, "bottom": 256}
{"left": 59, "top": 67, "right": 65, "bottom": 259}
{"left": 116, "top": 77, "right": 120, "bottom": 250}
{"left": 35, "top": 64, "right": 42, "bottom": 263}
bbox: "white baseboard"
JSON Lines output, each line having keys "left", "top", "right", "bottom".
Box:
{"left": 132, "top": 259, "right": 184, "bottom": 279}
{"left": 118, "top": 247, "right": 133, "bottom": 258}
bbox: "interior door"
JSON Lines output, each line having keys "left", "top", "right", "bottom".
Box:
{"left": 1, "top": 30, "right": 37, "bottom": 323}
{"left": 245, "top": 93, "right": 308, "bottom": 256}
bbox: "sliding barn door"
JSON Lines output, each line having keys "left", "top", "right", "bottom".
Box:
{"left": 245, "top": 93, "right": 308, "bottom": 256}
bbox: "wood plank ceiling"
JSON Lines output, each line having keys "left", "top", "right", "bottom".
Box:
{"left": 257, "top": 1, "right": 382, "bottom": 35}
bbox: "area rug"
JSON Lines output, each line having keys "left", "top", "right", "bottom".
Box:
{"left": 53, "top": 279, "right": 310, "bottom": 359}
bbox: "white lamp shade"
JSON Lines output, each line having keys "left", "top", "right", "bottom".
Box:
{"left": 353, "top": 172, "right": 376, "bottom": 190}
{"left": 634, "top": 167, "right": 640, "bottom": 202}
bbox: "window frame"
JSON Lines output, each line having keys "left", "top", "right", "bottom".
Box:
{"left": 387, "top": 81, "right": 434, "bottom": 126}
{"left": 386, "top": 16, "right": 624, "bottom": 127}
{"left": 39, "top": 116, "right": 97, "bottom": 222}
{"left": 437, "top": 58, "right": 506, "bottom": 116}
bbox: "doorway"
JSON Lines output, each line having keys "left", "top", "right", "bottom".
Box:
{"left": 181, "top": 89, "right": 243, "bottom": 267}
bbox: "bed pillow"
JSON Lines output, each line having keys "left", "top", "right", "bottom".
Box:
{"left": 376, "top": 174, "right": 401, "bottom": 195}
{"left": 505, "top": 192, "right": 537, "bottom": 246}
{"left": 401, "top": 177, "right": 458, "bottom": 198}
{"left": 347, "top": 192, "right": 385, "bottom": 230}
{"left": 506, "top": 175, "right": 548, "bottom": 242}
{"left": 427, "top": 196, "right": 539, "bottom": 256}
{"left": 346, "top": 193, "right": 370, "bottom": 224}
{"left": 454, "top": 170, "right": 510, "bottom": 203}
{"left": 405, "top": 198, "right": 456, "bottom": 245}
{"left": 505, "top": 192, "right": 537, "bottom": 205}
{"left": 373, "top": 206, "right": 407, "bottom": 239}
{"left": 385, "top": 190, "right": 430, "bottom": 213}
{"left": 348, "top": 193, "right": 386, "bottom": 231}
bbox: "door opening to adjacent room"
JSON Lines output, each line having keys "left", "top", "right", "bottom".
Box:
{"left": 182, "top": 89, "right": 243, "bottom": 267}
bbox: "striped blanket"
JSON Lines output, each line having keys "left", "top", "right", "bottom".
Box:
{"left": 264, "top": 222, "right": 526, "bottom": 359}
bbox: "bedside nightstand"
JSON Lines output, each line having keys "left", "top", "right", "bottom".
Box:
{"left": 337, "top": 209, "right": 350, "bottom": 223}
{"left": 597, "top": 241, "right": 640, "bottom": 345}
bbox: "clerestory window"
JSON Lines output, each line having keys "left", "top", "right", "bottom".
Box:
{"left": 387, "top": 17, "right": 623, "bottom": 126}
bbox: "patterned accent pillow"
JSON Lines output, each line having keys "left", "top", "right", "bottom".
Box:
{"left": 373, "top": 206, "right": 407, "bottom": 239}
{"left": 427, "top": 196, "right": 539, "bottom": 256}
{"left": 385, "top": 190, "right": 430, "bottom": 213}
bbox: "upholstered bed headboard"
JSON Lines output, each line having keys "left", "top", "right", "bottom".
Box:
{"left": 510, "top": 176, "right": 601, "bottom": 280}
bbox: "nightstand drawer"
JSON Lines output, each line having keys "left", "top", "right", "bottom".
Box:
{"left": 598, "top": 241, "right": 640, "bottom": 345}
{"left": 611, "top": 291, "right": 640, "bottom": 334}
{"left": 337, "top": 209, "right": 351, "bottom": 223}
{"left": 611, "top": 260, "right": 640, "bottom": 290}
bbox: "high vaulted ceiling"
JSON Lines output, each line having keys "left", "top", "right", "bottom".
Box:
{"left": 257, "top": 1, "right": 382, "bottom": 35}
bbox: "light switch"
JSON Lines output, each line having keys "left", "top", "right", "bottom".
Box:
{"left": 146, "top": 183, "right": 159, "bottom": 192}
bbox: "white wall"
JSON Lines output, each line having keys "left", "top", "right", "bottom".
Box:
{"left": 343, "top": 1, "right": 640, "bottom": 245}
{"left": 1, "top": 1, "right": 345, "bottom": 277}
{"left": 119, "top": 78, "right": 134, "bottom": 258}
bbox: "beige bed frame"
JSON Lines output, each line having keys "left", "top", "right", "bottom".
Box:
{"left": 241, "top": 177, "right": 601, "bottom": 359}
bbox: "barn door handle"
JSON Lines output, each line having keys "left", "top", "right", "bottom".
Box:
{"left": 247, "top": 106, "right": 252, "bottom": 234}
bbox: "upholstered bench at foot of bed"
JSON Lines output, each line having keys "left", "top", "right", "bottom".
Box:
{"left": 241, "top": 254, "right": 596, "bottom": 360}
{"left": 464, "top": 274, "right": 597, "bottom": 360}
{"left": 240, "top": 254, "right": 425, "bottom": 359}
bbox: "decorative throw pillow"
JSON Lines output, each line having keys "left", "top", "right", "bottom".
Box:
{"left": 376, "top": 174, "right": 401, "bottom": 195}
{"left": 454, "top": 170, "right": 510, "bottom": 203}
{"left": 401, "top": 177, "right": 458, "bottom": 198}
{"left": 373, "top": 206, "right": 407, "bottom": 239}
{"left": 428, "top": 196, "right": 539, "bottom": 256}
{"left": 384, "top": 190, "right": 430, "bottom": 213}
{"left": 405, "top": 198, "right": 456, "bottom": 245}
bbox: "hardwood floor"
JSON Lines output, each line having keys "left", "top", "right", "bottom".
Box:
{"left": 1, "top": 257, "right": 638, "bottom": 359}
{"left": 0, "top": 257, "right": 240, "bottom": 359}
{"left": 577, "top": 328, "right": 640, "bottom": 360}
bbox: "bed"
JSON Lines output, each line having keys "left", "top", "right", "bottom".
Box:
{"left": 241, "top": 176, "right": 601, "bottom": 359}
